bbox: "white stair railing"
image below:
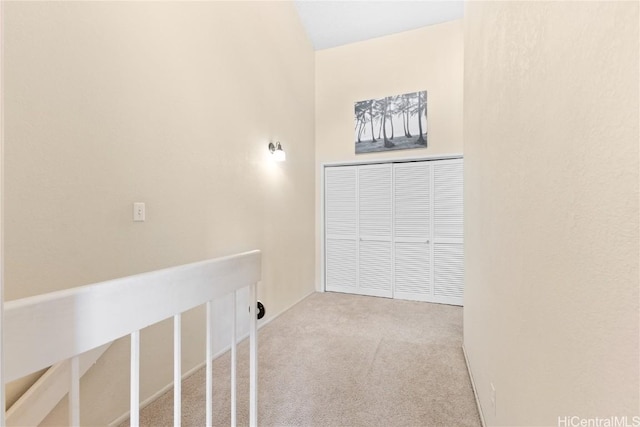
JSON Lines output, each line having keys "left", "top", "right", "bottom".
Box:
{"left": 3, "top": 249, "right": 262, "bottom": 426}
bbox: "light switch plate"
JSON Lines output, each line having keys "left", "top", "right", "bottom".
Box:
{"left": 133, "top": 202, "right": 145, "bottom": 222}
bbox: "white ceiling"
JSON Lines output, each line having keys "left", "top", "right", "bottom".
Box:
{"left": 294, "top": 1, "right": 464, "bottom": 50}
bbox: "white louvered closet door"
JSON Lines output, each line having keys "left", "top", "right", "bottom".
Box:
{"left": 393, "top": 162, "right": 432, "bottom": 301}
{"left": 432, "top": 159, "right": 464, "bottom": 306}
{"left": 325, "top": 166, "right": 358, "bottom": 294}
{"left": 358, "top": 164, "right": 393, "bottom": 298}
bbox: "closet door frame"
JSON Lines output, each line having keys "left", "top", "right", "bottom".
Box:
{"left": 320, "top": 153, "right": 463, "bottom": 298}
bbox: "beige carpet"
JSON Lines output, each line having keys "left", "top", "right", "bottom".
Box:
{"left": 126, "top": 292, "right": 481, "bottom": 427}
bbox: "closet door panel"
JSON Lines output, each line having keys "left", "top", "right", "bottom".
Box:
{"left": 358, "top": 240, "right": 392, "bottom": 297}
{"left": 432, "top": 159, "right": 464, "bottom": 305}
{"left": 358, "top": 164, "right": 392, "bottom": 297}
{"left": 325, "top": 166, "right": 358, "bottom": 293}
{"left": 358, "top": 165, "right": 392, "bottom": 239}
{"left": 325, "top": 167, "right": 357, "bottom": 238}
{"left": 326, "top": 239, "right": 357, "bottom": 292}
{"left": 433, "top": 160, "right": 463, "bottom": 240}
{"left": 433, "top": 243, "right": 464, "bottom": 304}
{"left": 393, "top": 162, "right": 431, "bottom": 300}
{"left": 394, "top": 241, "right": 431, "bottom": 300}
{"left": 394, "top": 162, "right": 430, "bottom": 239}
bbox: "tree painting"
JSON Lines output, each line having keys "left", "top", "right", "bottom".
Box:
{"left": 354, "top": 91, "right": 427, "bottom": 154}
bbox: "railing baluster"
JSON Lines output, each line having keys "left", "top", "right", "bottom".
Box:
{"left": 0, "top": 0, "right": 4, "bottom": 422}
{"left": 230, "top": 290, "right": 237, "bottom": 426}
{"left": 174, "top": 314, "right": 182, "bottom": 427}
{"left": 130, "top": 330, "right": 140, "bottom": 427}
{"left": 249, "top": 282, "right": 258, "bottom": 427}
{"left": 69, "top": 356, "right": 80, "bottom": 426}
{"left": 205, "top": 300, "right": 213, "bottom": 427}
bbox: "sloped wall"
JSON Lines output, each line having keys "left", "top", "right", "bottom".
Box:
{"left": 3, "top": 2, "right": 315, "bottom": 424}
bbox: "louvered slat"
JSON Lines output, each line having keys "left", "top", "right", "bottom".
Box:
{"left": 394, "top": 242, "right": 430, "bottom": 298}
{"left": 359, "top": 240, "right": 392, "bottom": 297}
{"left": 325, "top": 167, "right": 357, "bottom": 237}
{"left": 326, "top": 239, "right": 357, "bottom": 290}
{"left": 394, "top": 162, "right": 430, "bottom": 239}
{"left": 433, "top": 243, "right": 464, "bottom": 303}
{"left": 359, "top": 165, "right": 392, "bottom": 238}
{"left": 433, "top": 161, "right": 463, "bottom": 240}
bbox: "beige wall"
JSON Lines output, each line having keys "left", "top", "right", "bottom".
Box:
{"left": 314, "top": 20, "right": 463, "bottom": 289}
{"left": 464, "top": 2, "right": 639, "bottom": 425}
{"left": 4, "top": 1, "right": 315, "bottom": 424}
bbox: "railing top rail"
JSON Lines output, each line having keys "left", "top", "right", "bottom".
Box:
{"left": 4, "top": 250, "right": 261, "bottom": 383}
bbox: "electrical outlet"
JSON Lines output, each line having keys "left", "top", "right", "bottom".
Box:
{"left": 133, "top": 202, "right": 145, "bottom": 222}
{"left": 490, "top": 383, "right": 496, "bottom": 416}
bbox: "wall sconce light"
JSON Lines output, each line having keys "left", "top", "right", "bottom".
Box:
{"left": 268, "top": 141, "right": 286, "bottom": 162}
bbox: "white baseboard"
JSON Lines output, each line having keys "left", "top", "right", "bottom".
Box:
{"left": 462, "top": 344, "right": 486, "bottom": 427}
{"left": 108, "top": 290, "right": 316, "bottom": 427}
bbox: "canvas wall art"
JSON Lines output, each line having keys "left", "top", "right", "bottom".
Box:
{"left": 354, "top": 90, "right": 427, "bottom": 154}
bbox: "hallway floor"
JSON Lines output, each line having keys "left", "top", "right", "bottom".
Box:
{"left": 130, "top": 292, "right": 481, "bottom": 426}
